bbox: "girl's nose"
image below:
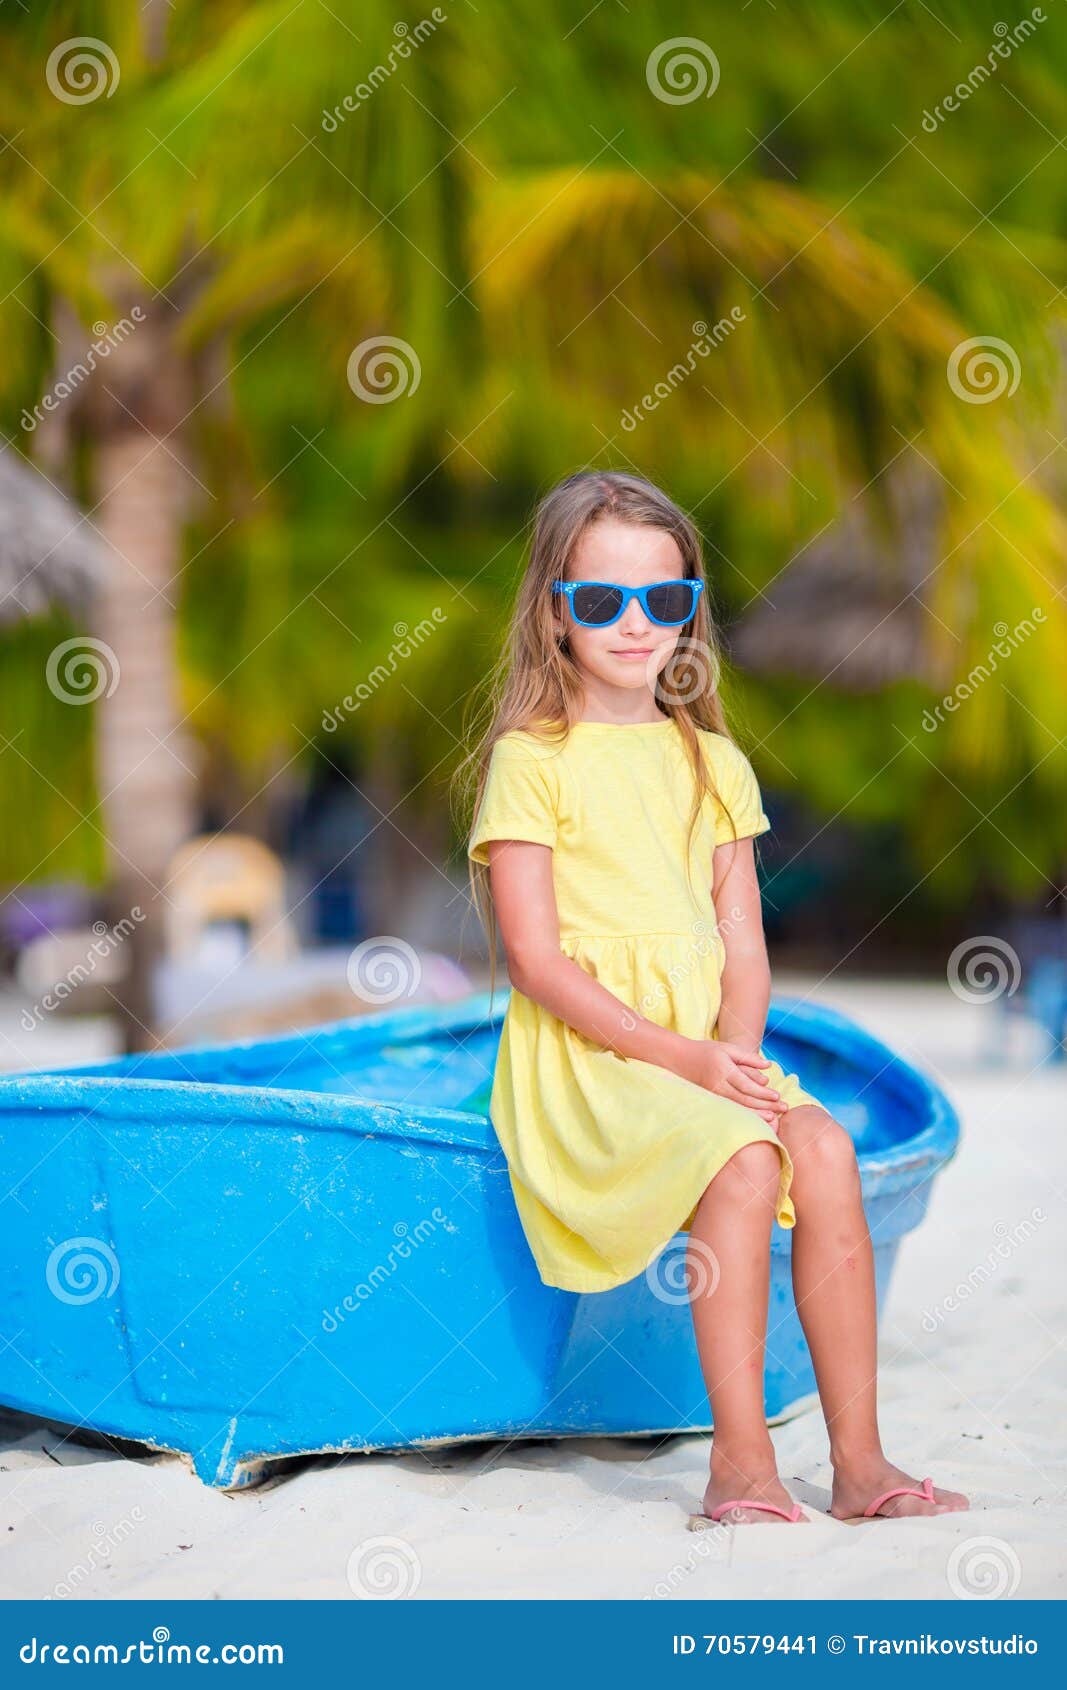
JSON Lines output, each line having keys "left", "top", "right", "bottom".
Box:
{"left": 618, "top": 598, "right": 652, "bottom": 634}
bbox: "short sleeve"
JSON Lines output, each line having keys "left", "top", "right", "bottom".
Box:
{"left": 707, "top": 735, "right": 771, "bottom": 846}
{"left": 468, "top": 736, "right": 559, "bottom": 863}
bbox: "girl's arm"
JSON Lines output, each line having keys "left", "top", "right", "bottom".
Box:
{"left": 711, "top": 834, "right": 773, "bottom": 1052}
{"left": 487, "top": 836, "right": 783, "bottom": 1118}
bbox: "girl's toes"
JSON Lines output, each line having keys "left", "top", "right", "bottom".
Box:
{"left": 933, "top": 1486, "right": 969, "bottom": 1511}
{"left": 884, "top": 1495, "right": 942, "bottom": 1519}
{"left": 895, "top": 1493, "right": 957, "bottom": 1519}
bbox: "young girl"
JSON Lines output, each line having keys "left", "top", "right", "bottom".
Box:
{"left": 464, "top": 470, "right": 968, "bottom": 1528}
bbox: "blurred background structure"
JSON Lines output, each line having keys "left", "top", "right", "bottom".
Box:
{"left": 0, "top": 0, "right": 1065, "bottom": 1060}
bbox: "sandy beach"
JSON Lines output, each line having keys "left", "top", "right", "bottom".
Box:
{"left": 1, "top": 977, "right": 1064, "bottom": 1602}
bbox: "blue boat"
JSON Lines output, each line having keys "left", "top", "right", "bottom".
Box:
{"left": 0, "top": 994, "right": 958, "bottom": 1489}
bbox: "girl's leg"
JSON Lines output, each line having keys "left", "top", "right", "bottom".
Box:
{"left": 688, "top": 1141, "right": 804, "bottom": 1522}
{"left": 776, "top": 1104, "right": 968, "bottom": 1519}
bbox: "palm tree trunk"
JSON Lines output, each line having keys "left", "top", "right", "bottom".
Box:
{"left": 92, "top": 319, "right": 197, "bottom": 1050}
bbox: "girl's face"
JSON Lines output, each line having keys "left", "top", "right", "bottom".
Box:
{"left": 554, "top": 517, "right": 688, "bottom": 696}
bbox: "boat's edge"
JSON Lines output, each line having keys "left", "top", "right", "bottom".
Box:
{"left": 8, "top": 990, "right": 507, "bottom": 1083}
{"left": 1, "top": 1391, "right": 827, "bottom": 1493}
{"left": 0, "top": 989, "right": 962, "bottom": 1186}
{"left": 0, "top": 1071, "right": 501, "bottom": 1156}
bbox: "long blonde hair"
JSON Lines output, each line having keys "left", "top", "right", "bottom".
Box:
{"left": 455, "top": 470, "right": 749, "bottom": 1001}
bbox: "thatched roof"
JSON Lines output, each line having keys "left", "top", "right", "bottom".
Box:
{"left": 0, "top": 449, "right": 108, "bottom": 626}
{"left": 728, "top": 470, "right": 951, "bottom": 692}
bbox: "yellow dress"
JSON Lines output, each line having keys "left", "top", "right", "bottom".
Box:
{"left": 468, "top": 716, "right": 825, "bottom": 1293}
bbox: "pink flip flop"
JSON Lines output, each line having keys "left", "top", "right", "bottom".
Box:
{"left": 688, "top": 1498, "right": 804, "bottom": 1530}
{"left": 841, "top": 1474, "right": 938, "bottom": 1524}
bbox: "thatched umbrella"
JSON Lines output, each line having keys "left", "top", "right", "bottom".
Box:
{"left": 728, "top": 470, "right": 952, "bottom": 693}
{"left": 1, "top": 428, "right": 196, "bottom": 1050}
{"left": 0, "top": 448, "right": 108, "bottom": 625}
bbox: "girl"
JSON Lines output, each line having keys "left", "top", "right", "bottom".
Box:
{"left": 463, "top": 470, "right": 968, "bottom": 1528}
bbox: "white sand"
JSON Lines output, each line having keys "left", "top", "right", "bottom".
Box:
{"left": 1, "top": 978, "right": 1064, "bottom": 1601}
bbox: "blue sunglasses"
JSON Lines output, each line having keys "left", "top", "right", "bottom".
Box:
{"left": 552, "top": 578, "right": 704, "bottom": 629}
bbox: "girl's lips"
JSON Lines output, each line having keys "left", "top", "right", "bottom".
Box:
{"left": 612, "top": 649, "right": 653, "bottom": 658}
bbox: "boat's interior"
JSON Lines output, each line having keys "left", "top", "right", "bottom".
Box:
{"left": 31, "top": 992, "right": 928, "bottom": 1155}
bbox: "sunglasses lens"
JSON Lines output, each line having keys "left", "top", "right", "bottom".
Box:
{"left": 645, "top": 582, "right": 698, "bottom": 625}
{"left": 571, "top": 584, "right": 624, "bottom": 625}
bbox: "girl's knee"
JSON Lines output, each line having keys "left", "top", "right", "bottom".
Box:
{"left": 716, "top": 1139, "right": 783, "bottom": 1208}
{"left": 779, "top": 1109, "right": 859, "bottom": 1192}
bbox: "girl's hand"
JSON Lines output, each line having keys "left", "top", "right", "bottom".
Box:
{"left": 680, "top": 1038, "right": 787, "bottom": 1127}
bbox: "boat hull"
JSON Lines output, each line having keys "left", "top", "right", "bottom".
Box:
{"left": 0, "top": 993, "right": 958, "bottom": 1487}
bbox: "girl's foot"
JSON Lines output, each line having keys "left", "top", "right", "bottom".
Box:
{"left": 830, "top": 1458, "right": 969, "bottom": 1521}
{"left": 700, "top": 1457, "right": 807, "bottom": 1525}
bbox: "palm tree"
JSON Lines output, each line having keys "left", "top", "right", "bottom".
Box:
{"left": 0, "top": 2, "right": 405, "bottom": 1041}
{"left": 0, "top": 0, "right": 1064, "bottom": 1037}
